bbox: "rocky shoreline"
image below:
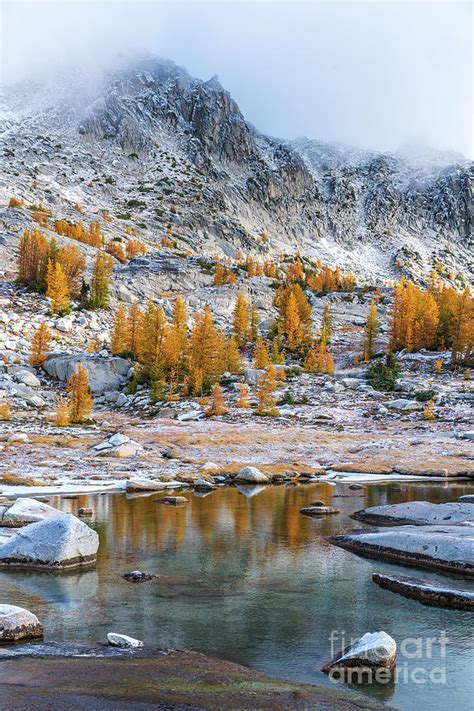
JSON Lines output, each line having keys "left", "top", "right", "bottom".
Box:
{"left": 0, "top": 643, "right": 386, "bottom": 710}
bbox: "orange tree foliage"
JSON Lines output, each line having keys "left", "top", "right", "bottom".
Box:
{"left": 30, "top": 322, "right": 51, "bottom": 367}
{"left": 17, "top": 229, "right": 49, "bottom": 290}
{"left": 273, "top": 283, "right": 312, "bottom": 351}
{"left": 67, "top": 365, "right": 93, "bottom": 423}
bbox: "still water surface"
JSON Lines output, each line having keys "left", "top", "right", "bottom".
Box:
{"left": 0, "top": 482, "right": 472, "bottom": 710}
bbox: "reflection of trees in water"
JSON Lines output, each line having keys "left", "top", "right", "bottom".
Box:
{"left": 89, "top": 483, "right": 349, "bottom": 564}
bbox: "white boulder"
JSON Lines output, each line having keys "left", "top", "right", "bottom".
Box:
{"left": 1, "top": 497, "right": 62, "bottom": 528}
{"left": 0, "top": 514, "right": 99, "bottom": 570}
{"left": 107, "top": 632, "right": 143, "bottom": 648}
{"left": 7, "top": 433, "right": 29, "bottom": 444}
{"left": 234, "top": 466, "right": 270, "bottom": 484}
{"left": 386, "top": 399, "right": 423, "bottom": 412}
{"left": 323, "top": 631, "right": 396, "bottom": 675}
{"left": 0, "top": 604, "right": 43, "bottom": 642}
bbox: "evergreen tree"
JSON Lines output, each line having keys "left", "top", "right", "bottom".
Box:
{"left": 30, "top": 322, "right": 51, "bottom": 367}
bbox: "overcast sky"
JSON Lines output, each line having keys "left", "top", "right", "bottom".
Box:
{"left": 1, "top": 1, "right": 472, "bottom": 157}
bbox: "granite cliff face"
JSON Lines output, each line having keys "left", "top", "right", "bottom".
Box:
{"left": 0, "top": 57, "right": 472, "bottom": 284}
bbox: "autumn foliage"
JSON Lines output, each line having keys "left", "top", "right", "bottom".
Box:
{"left": 30, "top": 322, "right": 51, "bottom": 367}
{"left": 389, "top": 277, "right": 473, "bottom": 365}
{"left": 67, "top": 365, "right": 93, "bottom": 423}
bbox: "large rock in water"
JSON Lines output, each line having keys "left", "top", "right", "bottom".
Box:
{"left": 352, "top": 501, "right": 474, "bottom": 526}
{"left": 107, "top": 632, "right": 143, "bottom": 648}
{"left": 0, "top": 498, "right": 62, "bottom": 528}
{"left": 234, "top": 467, "right": 270, "bottom": 484}
{"left": 43, "top": 354, "right": 130, "bottom": 394}
{"left": 322, "top": 631, "right": 396, "bottom": 680}
{"left": 0, "top": 604, "right": 43, "bottom": 643}
{"left": 372, "top": 573, "right": 474, "bottom": 611}
{"left": 0, "top": 514, "right": 99, "bottom": 570}
{"left": 329, "top": 525, "right": 474, "bottom": 575}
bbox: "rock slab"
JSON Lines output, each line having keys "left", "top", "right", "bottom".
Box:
{"left": 352, "top": 501, "right": 474, "bottom": 527}
{"left": 329, "top": 525, "right": 474, "bottom": 575}
{"left": 372, "top": 573, "right": 474, "bottom": 610}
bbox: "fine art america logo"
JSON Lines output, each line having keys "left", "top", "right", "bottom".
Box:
{"left": 327, "top": 630, "right": 449, "bottom": 685}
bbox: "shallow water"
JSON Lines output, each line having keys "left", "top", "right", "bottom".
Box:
{"left": 0, "top": 481, "right": 473, "bottom": 710}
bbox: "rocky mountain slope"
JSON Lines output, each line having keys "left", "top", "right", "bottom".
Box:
{"left": 0, "top": 56, "right": 472, "bottom": 288}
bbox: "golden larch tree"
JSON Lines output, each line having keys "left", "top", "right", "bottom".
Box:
{"left": 235, "top": 382, "right": 250, "bottom": 408}
{"left": 362, "top": 298, "right": 379, "bottom": 361}
{"left": 46, "top": 260, "right": 70, "bottom": 314}
{"left": 253, "top": 338, "right": 271, "bottom": 369}
{"left": 67, "top": 364, "right": 93, "bottom": 423}
{"left": 30, "top": 322, "right": 51, "bottom": 367}
{"left": 255, "top": 365, "right": 279, "bottom": 417}
{"left": 207, "top": 383, "right": 228, "bottom": 416}
{"left": 111, "top": 305, "right": 128, "bottom": 355}
{"left": 233, "top": 293, "right": 250, "bottom": 346}
{"left": 89, "top": 251, "right": 114, "bottom": 309}
{"left": 225, "top": 335, "right": 242, "bottom": 373}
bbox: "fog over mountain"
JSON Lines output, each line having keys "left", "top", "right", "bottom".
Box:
{"left": 1, "top": 0, "right": 472, "bottom": 158}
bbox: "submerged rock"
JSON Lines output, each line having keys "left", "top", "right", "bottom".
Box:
{"left": 322, "top": 631, "right": 396, "bottom": 679}
{"left": 123, "top": 570, "right": 155, "bottom": 583}
{"left": 352, "top": 501, "right": 474, "bottom": 527}
{"left": 107, "top": 632, "right": 143, "bottom": 648}
{"left": 0, "top": 514, "right": 99, "bottom": 570}
{"left": 0, "top": 604, "right": 43, "bottom": 643}
{"left": 372, "top": 573, "right": 474, "bottom": 610}
{"left": 300, "top": 506, "right": 340, "bottom": 516}
{"left": 156, "top": 496, "right": 188, "bottom": 506}
{"left": 234, "top": 466, "right": 270, "bottom": 484}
